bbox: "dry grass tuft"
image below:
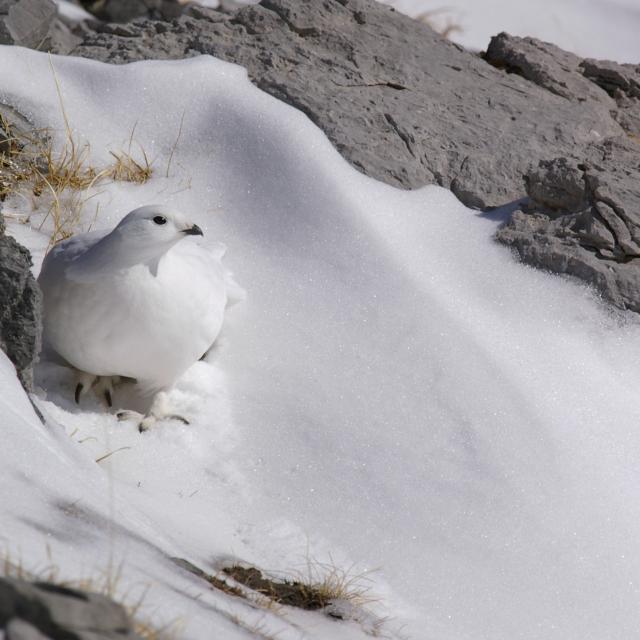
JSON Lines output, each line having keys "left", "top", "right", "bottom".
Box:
{"left": 174, "top": 553, "right": 378, "bottom": 615}
{"left": 175, "top": 556, "right": 393, "bottom": 636}
{"left": 108, "top": 149, "right": 153, "bottom": 184}
{"left": 177, "top": 555, "right": 376, "bottom": 614}
{"left": 221, "top": 558, "right": 377, "bottom": 617}
{"left": 294, "top": 557, "right": 378, "bottom": 611}
{"left": 1, "top": 61, "right": 153, "bottom": 247}
{"left": 224, "top": 564, "right": 329, "bottom": 610}
{"left": 0, "top": 114, "right": 154, "bottom": 246}
{"left": 0, "top": 113, "right": 153, "bottom": 246}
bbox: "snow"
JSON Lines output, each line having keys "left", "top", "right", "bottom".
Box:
{"left": 3, "top": 45, "right": 640, "bottom": 640}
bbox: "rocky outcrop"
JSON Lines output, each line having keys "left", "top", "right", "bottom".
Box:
{"left": 497, "top": 139, "right": 640, "bottom": 312}
{"left": 483, "top": 33, "right": 640, "bottom": 153}
{"left": 580, "top": 58, "right": 640, "bottom": 136}
{"left": 485, "top": 33, "right": 640, "bottom": 311}
{"left": 0, "top": 0, "right": 56, "bottom": 48}
{"left": 71, "top": 0, "right": 624, "bottom": 209}
{"left": 0, "top": 0, "right": 84, "bottom": 53}
{"left": 0, "top": 576, "right": 143, "bottom": 639}
{"left": 0, "top": 211, "right": 42, "bottom": 390}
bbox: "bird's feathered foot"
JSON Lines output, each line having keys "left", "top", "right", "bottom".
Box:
{"left": 116, "top": 410, "right": 190, "bottom": 433}
{"left": 139, "top": 413, "right": 190, "bottom": 433}
{"left": 74, "top": 371, "right": 97, "bottom": 404}
{"left": 74, "top": 373, "right": 123, "bottom": 407}
{"left": 117, "top": 392, "right": 189, "bottom": 432}
{"left": 94, "top": 376, "right": 122, "bottom": 408}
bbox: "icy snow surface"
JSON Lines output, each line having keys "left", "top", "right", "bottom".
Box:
{"left": 3, "top": 46, "right": 640, "bottom": 639}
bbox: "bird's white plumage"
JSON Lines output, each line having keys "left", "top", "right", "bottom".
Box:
{"left": 38, "top": 205, "right": 236, "bottom": 395}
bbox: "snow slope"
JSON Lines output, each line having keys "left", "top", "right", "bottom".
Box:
{"left": 3, "top": 47, "right": 640, "bottom": 639}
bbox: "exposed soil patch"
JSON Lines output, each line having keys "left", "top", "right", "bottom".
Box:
{"left": 172, "top": 557, "right": 354, "bottom": 616}
{"left": 222, "top": 565, "right": 331, "bottom": 611}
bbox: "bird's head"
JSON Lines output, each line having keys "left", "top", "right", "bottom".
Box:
{"left": 115, "top": 205, "right": 203, "bottom": 254}
{"left": 64, "top": 205, "right": 205, "bottom": 283}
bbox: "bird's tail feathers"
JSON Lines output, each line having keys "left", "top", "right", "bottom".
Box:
{"left": 224, "top": 269, "right": 246, "bottom": 309}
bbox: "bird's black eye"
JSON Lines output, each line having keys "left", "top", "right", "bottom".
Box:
{"left": 153, "top": 216, "right": 167, "bottom": 225}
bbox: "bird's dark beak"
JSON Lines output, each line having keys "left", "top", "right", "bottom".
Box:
{"left": 183, "top": 224, "right": 203, "bottom": 236}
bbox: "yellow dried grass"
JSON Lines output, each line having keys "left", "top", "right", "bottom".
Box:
{"left": 0, "top": 59, "right": 153, "bottom": 247}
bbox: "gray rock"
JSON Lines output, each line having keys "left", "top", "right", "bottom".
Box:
{"left": 6, "top": 618, "right": 53, "bottom": 640}
{"left": 0, "top": 213, "right": 42, "bottom": 390}
{"left": 0, "top": 0, "right": 82, "bottom": 53}
{"left": 70, "top": 0, "right": 623, "bottom": 209}
{"left": 485, "top": 32, "right": 612, "bottom": 104}
{"left": 485, "top": 32, "right": 640, "bottom": 138}
{"left": 0, "top": 0, "right": 56, "bottom": 49}
{"left": 0, "top": 577, "right": 143, "bottom": 639}
{"left": 482, "top": 32, "right": 640, "bottom": 310}
{"left": 0, "top": 107, "right": 42, "bottom": 391}
{"left": 580, "top": 57, "right": 640, "bottom": 135}
{"left": 78, "top": 0, "right": 185, "bottom": 22}
{"left": 47, "top": 17, "right": 84, "bottom": 54}
{"left": 497, "top": 137, "right": 640, "bottom": 311}
{"left": 524, "top": 157, "right": 588, "bottom": 214}
{"left": 497, "top": 208, "right": 640, "bottom": 307}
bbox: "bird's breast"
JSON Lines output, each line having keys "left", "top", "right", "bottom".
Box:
{"left": 43, "top": 246, "right": 228, "bottom": 388}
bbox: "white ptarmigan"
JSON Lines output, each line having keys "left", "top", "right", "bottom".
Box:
{"left": 38, "top": 204, "right": 239, "bottom": 430}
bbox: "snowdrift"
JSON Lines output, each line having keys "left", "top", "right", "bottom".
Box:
{"left": 2, "top": 46, "right": 640, "bottom": 639}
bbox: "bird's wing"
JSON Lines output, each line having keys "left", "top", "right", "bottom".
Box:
{"left": 38, "top": 230, "right": 108, "bottom": 286}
